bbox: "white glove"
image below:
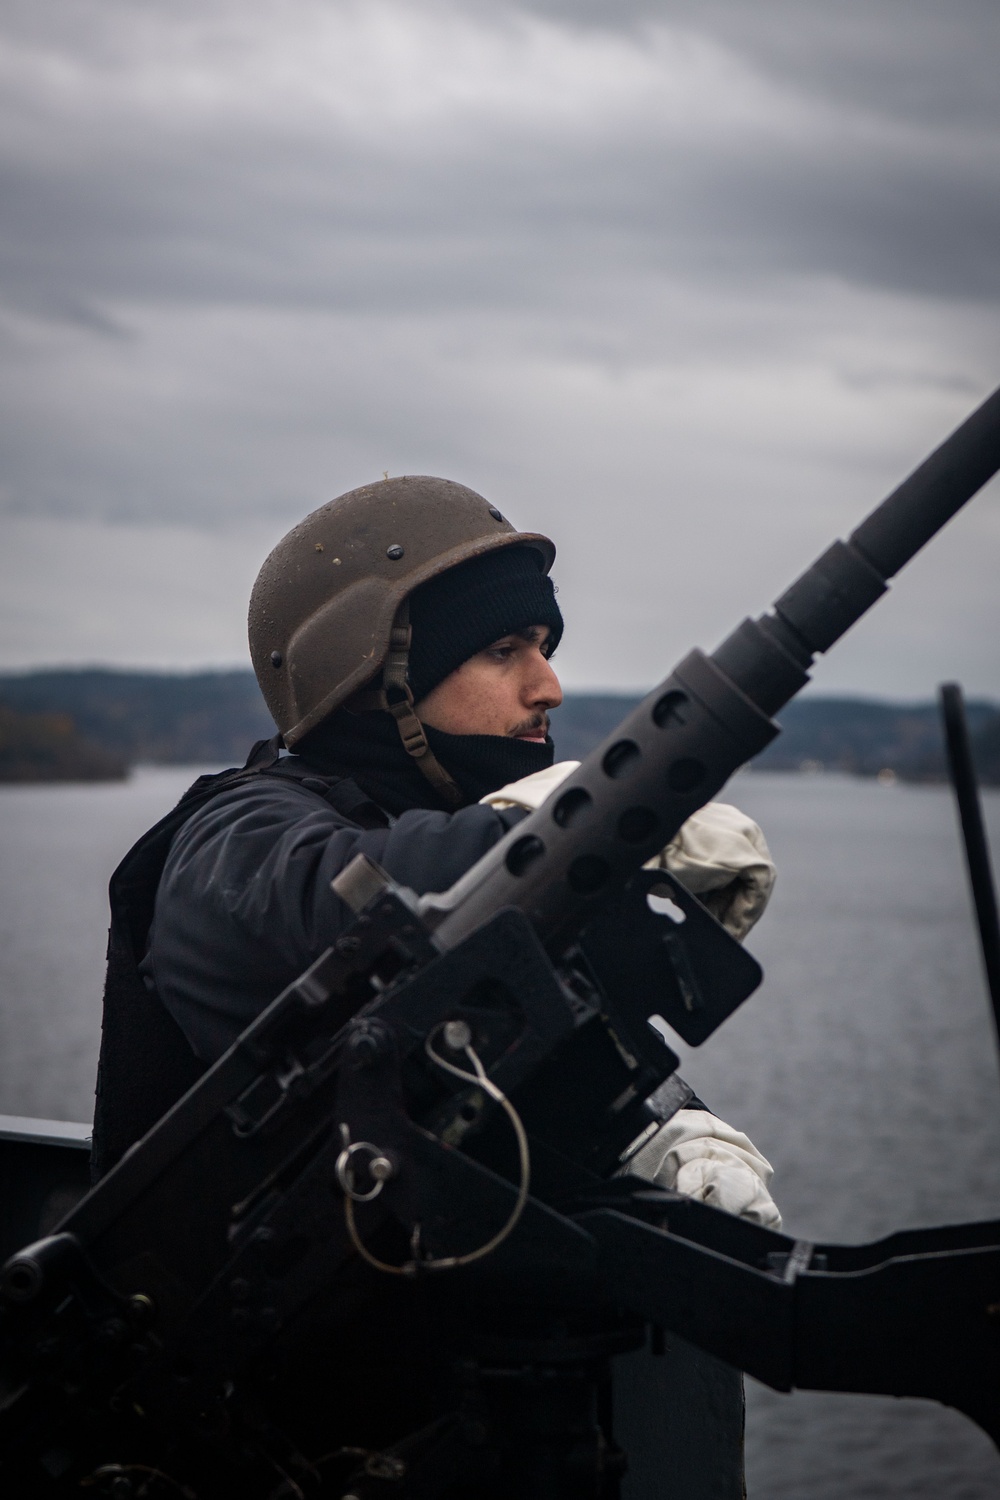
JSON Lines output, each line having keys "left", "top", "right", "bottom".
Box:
{"left": 481, "top": 761, "right": 581, "bottom": 813}
{"left": 481, "top": 762, "right": 776, "bottom": 940}
{"left": 647, "top": 799, "right": 775, "bottom": 942}
{"left": 624, "top": 1108, "right": 782, "bottom": 1230}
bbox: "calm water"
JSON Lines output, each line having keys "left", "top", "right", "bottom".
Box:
{"left": 1, "top": 767, "right": 999, "bottom": 1497}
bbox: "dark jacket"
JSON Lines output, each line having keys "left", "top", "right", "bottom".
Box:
{"left": 143, "top": 764, "right": 526, "bottom": 1062}
{"left": 91, "top": 718, "right": 543, "bottom": 1177}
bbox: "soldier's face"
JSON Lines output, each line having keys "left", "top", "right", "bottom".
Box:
{"left": 415, "top": 625, "right": 562, "bottom": 741}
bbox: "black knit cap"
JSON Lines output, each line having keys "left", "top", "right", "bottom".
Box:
{"left": 407, "top": 545, "right": 563, "bottom": 704}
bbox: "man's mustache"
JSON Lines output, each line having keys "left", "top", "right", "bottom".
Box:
{"left": 509, "top": 713, "right": 549, "bottom": 739}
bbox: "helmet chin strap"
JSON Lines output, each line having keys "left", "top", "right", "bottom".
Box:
{"left": 350, "top": 598, "right": 465, "bottom": 808}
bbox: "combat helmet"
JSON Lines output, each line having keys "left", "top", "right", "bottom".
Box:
{"left": 248, "top": 475, "right": 556, "bottom": 802}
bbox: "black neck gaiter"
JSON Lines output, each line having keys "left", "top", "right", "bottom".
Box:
{"left": 296, "top": 709, "right": 555, "bottom": 817}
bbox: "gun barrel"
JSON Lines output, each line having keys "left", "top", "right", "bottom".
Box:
{"left": 428, "top": 383, "right": 1000, "bottom": 955}
{"left": 852, "top": 382, "right": 1000, "bottom": 580}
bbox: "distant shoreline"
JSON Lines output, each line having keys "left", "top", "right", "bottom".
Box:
{"left": 0, "top": 703, "right": 127, "bottom": 784}
{"left": 0, "top": 669, "right": 997, "bottom": 786}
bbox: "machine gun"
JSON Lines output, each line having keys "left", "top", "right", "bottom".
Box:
{"left": 3, "top": 386, "right": 1000, "bottom": 1497}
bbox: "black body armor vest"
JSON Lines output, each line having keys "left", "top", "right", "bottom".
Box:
{"left": 90, "top": 737, "right": 388, "bottom": 1181}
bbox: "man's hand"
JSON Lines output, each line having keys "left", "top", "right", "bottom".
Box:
{"left": 648, "top": 799, "right": 775, "bottom": 942}
{"left": 481, "top": 762, "right": 776, "bottom": 941}
{"left": 624, "top": 1108, "right": 782, "bottom": 1230}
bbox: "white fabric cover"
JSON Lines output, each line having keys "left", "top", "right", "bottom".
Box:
{"left": 481, "top": 761, "right": 776, "bottom": 940}
{"left": 625, "top": 1108, "right": 782, "bottom": 1230}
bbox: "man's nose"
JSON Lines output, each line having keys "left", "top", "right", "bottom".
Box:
{"left": 526, "top": 650, "right": 563, "bottom": 710}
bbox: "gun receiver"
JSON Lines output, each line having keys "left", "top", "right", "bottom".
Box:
{"left": 425, "top": 381, "right": 1000, "bottom": 954}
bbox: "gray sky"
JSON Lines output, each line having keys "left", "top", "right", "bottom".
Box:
{"left": 1, "top": 0, "right": 998, "bottom": 696}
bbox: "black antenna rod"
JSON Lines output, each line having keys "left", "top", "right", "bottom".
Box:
{"left": 940, "top": 682, "right": 1000, "bottom": 1048}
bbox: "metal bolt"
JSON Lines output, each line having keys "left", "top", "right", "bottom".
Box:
{"left": 270, "top": 650, "right": 283, "bottom": 667}
{"left": 128, "top": 1292, "right": 156, "bottom": 1327}
{"left": 443, "top": 1019, "right": 472, "bottom": 1052}
{"left": 386, "top": 543, "right": 405, "bottom": 560}
{"left": 335, "top": 934, "right": 361, "bottom": 955}
{"left": 1, "top": 1260, "right": 42, "bottom": 1304}
{"left": 348, "top": 1019, "right": 391, "bottom": 1065}
{"left": 488, "top": 506, "right": 504, "bottom": 522}
{"left": 369, "top": 1155, "right": 395, "bottom": 1183}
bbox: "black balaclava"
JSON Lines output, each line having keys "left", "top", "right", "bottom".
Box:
{"left": 297, "top": 546, "right": 564, "bottom": 815}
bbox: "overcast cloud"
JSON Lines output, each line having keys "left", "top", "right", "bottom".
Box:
{"left": 0, "top": 0, "right": 998, "bottom": 695}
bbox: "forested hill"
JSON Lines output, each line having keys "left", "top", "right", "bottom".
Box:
{"left": 552, "top": 692, "right": 1000, "bottom": 782}
{"left": 0, "top": 669, "right": 997, "bottom": 784}
{"left": 0, "top": 669, "right": 273, "bottom": 770}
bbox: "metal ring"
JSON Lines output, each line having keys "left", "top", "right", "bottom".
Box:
{"left": 336, "top": 1140, "right": 393, "bottom": 1203}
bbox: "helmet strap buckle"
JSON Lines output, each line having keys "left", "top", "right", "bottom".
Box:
{"left": 375, "top": 600, "right": 465, "bottom": 809}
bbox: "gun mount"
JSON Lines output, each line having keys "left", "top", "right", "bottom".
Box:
{"left": 2, "top": 386, "right": 1000, "bottom": 1497}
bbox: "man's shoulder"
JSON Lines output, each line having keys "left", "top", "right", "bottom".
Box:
{"left": 174, "top": 760, "right": 387, "bottom": 841}
{"left": 150, "top": 764, "right": 388, "bottom": 907}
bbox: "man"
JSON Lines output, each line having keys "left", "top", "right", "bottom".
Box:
{"left": 95, "top": 474, "right": 777, "bottom": 1222}
{"left": 90, "top": 474, "right": 777, "bottom": 1487}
